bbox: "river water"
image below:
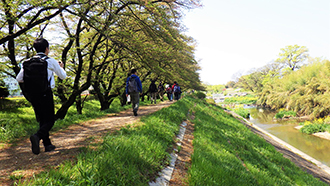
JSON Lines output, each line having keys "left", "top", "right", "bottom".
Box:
{"left": 248, "top": 107, "right": 330, "bottom": 167}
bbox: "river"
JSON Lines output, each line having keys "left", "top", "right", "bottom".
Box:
{"left": 248, "top": 107, "right": 330, "bottom": 167}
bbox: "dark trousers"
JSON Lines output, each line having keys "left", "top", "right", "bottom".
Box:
{"left": 130, "top": 92, "right": 140, "bottom": 113}
{"left": 28, "top": 88, "right": 55, "bottom": 146}
{"left": 174, "top": 92, "right": 180, "bottom": 100}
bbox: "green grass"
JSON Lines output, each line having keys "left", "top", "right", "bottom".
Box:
{"left": 18, "top": 98, "right": 190, "bottom": 185}
{"left": 0, "top": 98, "right": 145, "bottom": 143}
{"left": 10, "top": 95, "right": 327, "bottom": 185}
{"left": 187, "top": 97, "right": 326, "bottom": 185}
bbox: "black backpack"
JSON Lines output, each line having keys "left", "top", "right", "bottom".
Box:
{"left": 23, "top": 55, "right": 50, "bottom": 96}
{"left": 128, "top": 76, "right": 138, "bottom": 93}
{"left": 149, "top": 82, "right": 157, "bottom": 92}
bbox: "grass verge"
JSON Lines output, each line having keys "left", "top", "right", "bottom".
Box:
{"left": 17, "top": 99, "right": 191, "bottom": 185}
{"left": 13, "top": 95, "right": 327, "bottom": 185}
{"left": 187, "top": 96, "right": 326, "bottom": 185}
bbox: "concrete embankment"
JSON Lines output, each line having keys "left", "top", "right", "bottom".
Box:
{"left": 226, "top": 110, "right": 330, "bottom": 184}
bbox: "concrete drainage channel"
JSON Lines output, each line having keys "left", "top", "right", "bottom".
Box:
{"left": 149, "top": 121, "right": 187, "bottom": 186}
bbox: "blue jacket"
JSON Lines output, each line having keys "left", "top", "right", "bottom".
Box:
{"left": 126, "top": 74, "right": 142, "bottom": 94}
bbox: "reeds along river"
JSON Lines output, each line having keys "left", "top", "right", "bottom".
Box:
{"left": 248, "top": 107, "right": 330, "bottom": 167}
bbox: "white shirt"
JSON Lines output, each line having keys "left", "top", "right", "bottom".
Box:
{"left": 16, "top": 52, "right": 67, "bottom": 89}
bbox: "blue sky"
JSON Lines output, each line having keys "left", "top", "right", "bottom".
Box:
{"left": 182, "top": 0, "right": 330, "bottom": 85}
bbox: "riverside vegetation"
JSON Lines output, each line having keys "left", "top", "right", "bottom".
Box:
{"left": 230, "top": 45, "right": 330, "bottom": 136}
{"left": 3, "top": 94, "right": 326, "bottom": 185}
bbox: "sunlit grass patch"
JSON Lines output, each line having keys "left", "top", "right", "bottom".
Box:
{"left": 188, "top": 97, "right": 327, "bottom": 185}
{"left": 18, "top": 99, "right": 191, "bottom": 185}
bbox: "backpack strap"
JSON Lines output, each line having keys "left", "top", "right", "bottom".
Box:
{"left": 37, "top": 54, "right": 51, "bottom": 83}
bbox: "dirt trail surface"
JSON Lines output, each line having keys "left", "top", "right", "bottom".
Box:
{"left": 0, "top": 101, "right": 173, "bottom": 186}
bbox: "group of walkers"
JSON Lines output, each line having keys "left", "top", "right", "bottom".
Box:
{"left": 125, "top": 69, "right": 182, "bottom": 117}
{"left": 16, "top": 38, "right": 182, "bottom": 155}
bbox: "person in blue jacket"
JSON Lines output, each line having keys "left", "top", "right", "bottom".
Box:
{"left": 125, "top": 69, "right": 143, "bottom": 116}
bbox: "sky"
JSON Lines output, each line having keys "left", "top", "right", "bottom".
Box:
{"left": 182, "top": 0, "right": 330, "bottom": 85}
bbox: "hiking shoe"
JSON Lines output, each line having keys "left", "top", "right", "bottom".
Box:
{"left": 30, "top": 135, "right": 40, "bottom": 155}
{"left": 134, "top": 111, "right": 138, "bottom": 116}
{"left": 45, "top": 144, "right": 56, "bottom": 152}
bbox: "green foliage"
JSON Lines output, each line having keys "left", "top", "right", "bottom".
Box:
{"left": 275, "top": 45, "right": 309, "bottom": 71}
{"left": 233, "top": 107, "right": 250, "bottom": 119}
{"left": 274, "top": 109, "right": 297, "bottom": 119}
{"left": 0, "top": 79, "right": 9, "bottom": 98}
{"left": 194, "top": 91, "right": 206, "bottom": 99}
{"left": 300, "top": 124, "right": 328, "bottom": 135}
{"left": 223, "top": 95, "right": 257, "bottom": 104}
{"left": 0, "top": 97, "right": 30, "bottom": 110}
{"left": 9, "top": 96, "right": 326, "bottom": 185}
{"left": 258, "top": 58, "right": 330, "bottom": 118}
{"left": 205, "top": 84, "right": 225, "bottom": 94}
{"left": 188, "top": 96, "right": 325, "bottom": 185}
{"left": 206, "top": 98, "right": 215, "bottom": 105}
{"left": 299, "top": 117, "right": 330, "bottom": 134}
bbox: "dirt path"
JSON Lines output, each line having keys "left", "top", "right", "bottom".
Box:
{"left": 0, "top": 101, "right": 173, "bottom": 186}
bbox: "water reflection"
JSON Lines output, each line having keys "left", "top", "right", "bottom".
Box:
{"left": 248, "top": 108, "right": 330, "bottom": 167}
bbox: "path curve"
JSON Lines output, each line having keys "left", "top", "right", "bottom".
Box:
{"left": 0, "top": 101, "right": 173, "bottom": 185}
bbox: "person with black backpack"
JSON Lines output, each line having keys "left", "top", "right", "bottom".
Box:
{"left": 16, "top": 38, "right": 67, "bottom": 155}
{"left": 125, "top": 69, "right": 142, "bottom": 116}
{"left": 148, "top": 80, "right": 157, "bottom": 104}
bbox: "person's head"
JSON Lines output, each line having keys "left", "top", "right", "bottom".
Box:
{"left": 174, "top": 81, "right": 177, "bottom": 84}
{"left": 131, "top": 69, "right": 137, "bottom": 74}
{"left": 33, "top": 38, "right": 49, "bottom": 53}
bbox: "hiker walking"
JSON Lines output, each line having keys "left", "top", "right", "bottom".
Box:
{"left": 165, "top": 84, "right": 173, "bottom": 101}
{"left": 172, "top": 81, "right": 181, "bottom": 101}
{"left": 158, "top": 82, "right": 164, "bottom": 101}
{"left": 16, "top": 38, "right": 67, "bottom": 155}
{"left": 148, "top": 80, "right": 157, "bottom": 104}
{"left": 126, "top": 69, "right": 143, "bottom": 116}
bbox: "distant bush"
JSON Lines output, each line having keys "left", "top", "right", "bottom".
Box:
{"left": 223, "top": 94, "right": 257, "bottom": 104}
{"left": 299, "top": 117, "right": 330, "bottom": 134}
{"left": 274, "top": 110, "right": 297, "bottom": 119}
{"left": 233, "top": 107, "right": 250, "bottom": 119}
{"left": 300, "top": 124, "right": 328, "bottom": 135}
{"left": 194, "top": 92, "right": 206, "bottom": 99}
{"left": 206, "top": 98, "right": 215, "bottom": 105}
{"left": 0, "top": 97, "right": 30, "bottom": 110}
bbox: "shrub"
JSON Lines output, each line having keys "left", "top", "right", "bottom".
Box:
{"left": 274, "top": 110, "right": 296, "bottom": 119}
{"left": 300, "top": 124, "right": 327, "bottom": 135}
{"left": 233, "top": 107, "right": 250, "bottom": 119}
{"left": 206, "top": 98, "right": 215, "bottom": 105}
{"left": 194, "top": 92, "right": 206, "bottom": 99}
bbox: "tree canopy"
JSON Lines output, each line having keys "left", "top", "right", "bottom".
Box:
{"left": 0, "top": 0, "right": 204, "bottom": 118}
